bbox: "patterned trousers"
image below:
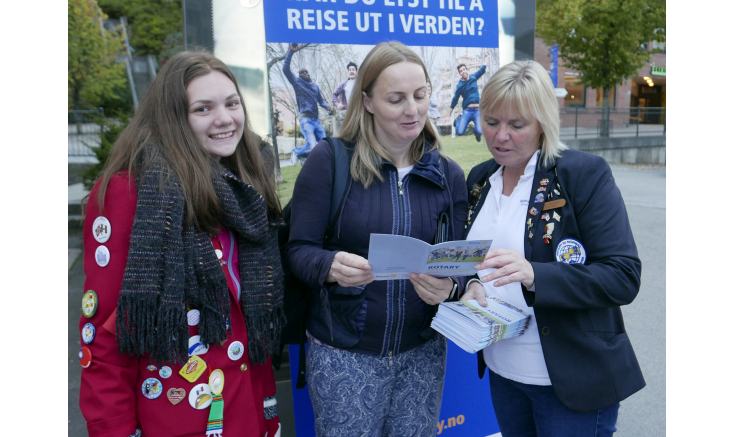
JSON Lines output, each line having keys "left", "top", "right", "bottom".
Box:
{"left": 306, "top": 335, "right": 447, "bottom": 437}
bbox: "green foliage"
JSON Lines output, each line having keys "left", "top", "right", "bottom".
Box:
{"left": 536, "top": 0, "right": 666, "bottom": 90}
{"left": 80, "top": 116, "right": 132, "bottom": 190}
{"left": 97, "top": 0, "right": 182, "bottom": 57}
{"left": 68, "top": 0, "right": 128, "bottom": 110}
{"left": 286, "top": 123, "right": 302, "bottom": 138}
{"left": 159, "top": 31, "right": 185, "bottom": 65}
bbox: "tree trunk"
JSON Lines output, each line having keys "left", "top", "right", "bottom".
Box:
{"left": 73, "top": 86, "right": 83, "bottom": 134}
{"left": 268, "top": 82, "right": 284, "bottom": 184}
{"left": 272, "top": 135, "right": 284, "bottom": 184}
{"left": 601, "top": 86, "right": 611, "bottom": 137}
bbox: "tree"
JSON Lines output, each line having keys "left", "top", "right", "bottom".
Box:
{"left": 536, "top": 0, "right": 665, "bottom": 136}
{"left": 97, "top": 0, "right": 182, "bottom": 58}
{"left": 68, "top": 0, "right": 127, "bottom": 111}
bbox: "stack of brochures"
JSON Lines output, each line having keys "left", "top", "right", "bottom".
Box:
{"left": 431, "top": 298, "right": 532, "bottom": 353}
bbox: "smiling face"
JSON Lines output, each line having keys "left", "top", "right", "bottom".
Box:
{"left": 362, "top": 61, "right": 429, "bottom": 153}
{"left": 186, "top": 71, "right": 245, "bottom": 160}
{"left": 482, "top": 106, "right": 543, "bottom": 174}
{"left": 348, "top": 65, "right": 357, "bottom": 80}
{"left": 458, "top": 65, "right": 469, "bottom": 80}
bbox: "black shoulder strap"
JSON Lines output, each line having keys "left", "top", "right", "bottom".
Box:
{"left": 324, "top": 137, "right": 353, "bottom": 239}
{"left": 295, "top": 137, "right": 352, "bottom": 390}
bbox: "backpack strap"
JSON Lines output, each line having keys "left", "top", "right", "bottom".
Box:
{"left": 324, "top": 137, "right": 354, "bottom": 239}
{"left": 294, "top": 137, "right": 352, "bottom": 389}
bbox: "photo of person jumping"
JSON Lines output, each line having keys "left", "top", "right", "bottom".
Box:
{"left": 283, "top": 43, "right": 334, "bottom": 164}
{"left": 450, "top": 49, "right": 491, "bottom": 142}
{"left": 332, "top": 61, "right": 358, "bottom": 133}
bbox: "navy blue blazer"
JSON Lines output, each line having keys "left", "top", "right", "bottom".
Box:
{"left": 464, "top": 148, "right": 645, "bottom": 413}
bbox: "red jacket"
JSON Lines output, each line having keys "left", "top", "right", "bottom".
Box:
{"left": 79, "top": 173, "right": 281, "bottom": 437}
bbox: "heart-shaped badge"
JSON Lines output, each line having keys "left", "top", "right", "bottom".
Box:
{"left": 167, "top": 387, "right": 186, "bottom": 405}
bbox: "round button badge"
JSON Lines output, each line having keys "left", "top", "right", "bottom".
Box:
{"left": 79, "top": 347, "right": 92, "bottom": 368}
{"left": 159, "top": 366, "right": 172, "bottom": 379}
{"left": 92, "top": 216, "right": 111, "bottom": 243}
{"left": 81, "top": 290, "right": 98, "bottom": 318}
{"left": 188, "top": 335, "right": 209, "bottom": 356}
{"left": 189, "top": 383, "right": 213, "bottom": 409}
{"left": 142, "top": 378, "right": 163, "bottom": 400}
{"left": 81, "top": 323, "right": 96, "bottom": 344}
{"left": 228, "top": 341, "right": 245, "bottom": 361}
{"left": 95, "top": 245, "right": 110, "bottom": 267}
{"left": 187, "top": 309, "right": 201, "bottom": 326}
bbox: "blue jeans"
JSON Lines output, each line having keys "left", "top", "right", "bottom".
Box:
{"left": 488, "top": 369, "right": 620, "bottom": 437}
{"left": 306, "top": 335, "right": 447, "bottom": 437}
{"left": 296, "top": 116, "right": 326, "bottom": 157}
{"left": 455, "top": 107, "right": 482, "bottom": 136}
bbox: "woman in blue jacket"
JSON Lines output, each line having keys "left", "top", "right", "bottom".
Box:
{"left": 461, "top": 60, "right": 645, "bottom": 436}
{"left": 285, "top": 41, "right": 468, "bottom": 436}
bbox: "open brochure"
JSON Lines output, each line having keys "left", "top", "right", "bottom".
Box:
{"left": 431, "top": 298, "right": 532, "bottom": 353}
{"left": 368, "top": 234, "right": 492, "bottom": 280}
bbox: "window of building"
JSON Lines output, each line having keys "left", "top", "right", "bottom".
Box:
{"left": 595, "top": 87, "right": 616, "bottom": 108}
{"left": 563, "top": 76, "right": 585, "bottom": 107}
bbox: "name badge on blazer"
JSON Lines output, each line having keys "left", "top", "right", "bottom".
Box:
{"left": 543, "top": 199, "right": 566, "bottom": 211}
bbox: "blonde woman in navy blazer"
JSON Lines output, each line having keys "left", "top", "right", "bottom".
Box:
{"left": 461, "top": 60, "right": 645, "bottom": 437}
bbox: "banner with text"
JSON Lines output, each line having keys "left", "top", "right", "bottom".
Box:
{"left": 264, "top": 0, "right": 498, "bottom": 48}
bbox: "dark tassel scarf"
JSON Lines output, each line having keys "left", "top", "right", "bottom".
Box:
{"left": 115, "top": 161, "right": 285, "bottom": 366}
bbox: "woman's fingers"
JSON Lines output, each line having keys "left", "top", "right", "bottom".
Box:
{"left": 409, "top": 274, "right": 453, "bottom": 305}
{"left": 334, "top": 251, "right": 371, "bottom": 270}
{"left": 329, "top": 252, "right": 373, "bottom": 287}
{"left": 476, "top": 248, "right": 535, "bottom": 289}
{"left": 460, "top": 282, "right": 488, "bottom": 306}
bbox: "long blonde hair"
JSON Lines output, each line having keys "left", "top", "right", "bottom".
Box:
{"left": 95, "top": 50, "right": 281, "bottom": 234}
{"left": 338, "top": 41, "right": 441, "bottom": 188}
{"left": 479, "top": 60, "right": 567, "bottom": 168}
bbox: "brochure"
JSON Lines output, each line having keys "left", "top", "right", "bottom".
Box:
{"left": 368, "top": 234, "right": 492, "bottom": 280}
{"left": 431, "top": 298, "right": 531, "bottom": 353}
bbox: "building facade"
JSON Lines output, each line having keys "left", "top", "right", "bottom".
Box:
{"left": 534, "top": 36, "right": 666, "bottom": 128}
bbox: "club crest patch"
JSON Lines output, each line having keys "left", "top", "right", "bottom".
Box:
{"left": 555, "top": 239, "right": 587, "bottom": 264}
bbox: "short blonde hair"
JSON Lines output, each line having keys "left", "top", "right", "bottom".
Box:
{"left": 339, "top": 41, "right": 441, "bottom": 188}
{"left": 479, "top": 60, "right": 566, "bottom": 168}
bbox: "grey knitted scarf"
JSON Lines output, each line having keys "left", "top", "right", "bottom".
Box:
{"left": 115, "top": 161, "right": 285, "bottom": 366}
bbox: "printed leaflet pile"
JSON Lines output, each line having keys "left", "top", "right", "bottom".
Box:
{"left": 431, "top": 298, "right": 531, "bottom": 353}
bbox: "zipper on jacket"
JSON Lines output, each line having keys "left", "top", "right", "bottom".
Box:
{"left": 387, "top": 171, "right": 408, "bottom": 358}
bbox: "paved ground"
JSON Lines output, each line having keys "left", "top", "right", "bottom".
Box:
{"left": 68, "top": 163, "right": 665, "bottom": 437}
{"left": 608, "top": 164, "right": 666, "bottom": 437}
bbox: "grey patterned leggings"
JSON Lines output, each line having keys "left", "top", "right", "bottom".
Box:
{"left": 306, "top": 335, "right": 447, "bottom": 437}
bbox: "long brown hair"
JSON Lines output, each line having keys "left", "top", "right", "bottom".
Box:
{"left": 338, "top": 41, "right": 441, "bottom": 188}
{"left": 95, "top": 50, "right": 281, "bottom": 234}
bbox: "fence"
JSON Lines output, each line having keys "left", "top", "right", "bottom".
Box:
{"left": 559, "top": 107, "right": 666, "bottom": 139}
{"left": 68, "top": 109, "right": 104, "bottom": 157}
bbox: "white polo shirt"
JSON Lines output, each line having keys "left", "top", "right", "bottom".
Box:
{"left": 466, "top": 151, "right": 551, "bottom": 386}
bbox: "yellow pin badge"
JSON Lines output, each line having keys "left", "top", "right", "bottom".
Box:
{"left": 179, "top": 356, "right": 207, "bottom": 383}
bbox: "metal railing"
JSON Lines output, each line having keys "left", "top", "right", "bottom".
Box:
{"left": 68, "top": 108, "right": 104, "bottom": 157}
{"left": 559, "top": 107, "right": 666, "bottom": 139}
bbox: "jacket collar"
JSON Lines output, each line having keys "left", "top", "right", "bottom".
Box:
{"left": 383, "top": 142, "right": 446, "bottom": 188}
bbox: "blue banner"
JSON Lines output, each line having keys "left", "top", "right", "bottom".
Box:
{"left": 264, "top": 0, "right": 499, "bottom": 48}
{"left": 289, "top": 342, "right": 500, "bottom": 436}
{"left": 549, "top": 44, "right": 558, "bottom": 87}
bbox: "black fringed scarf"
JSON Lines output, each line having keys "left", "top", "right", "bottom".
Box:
{"left": 115, "top": 161, "right": 285, "bottom": 366}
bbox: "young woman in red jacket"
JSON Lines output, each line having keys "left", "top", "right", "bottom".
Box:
{"left": 78, "top": 51, "right": 284, "bottom": 437}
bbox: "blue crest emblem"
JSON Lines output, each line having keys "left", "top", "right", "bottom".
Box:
{"left": 555, "top": 239, "right": 587, "bottom": 264}
{"left": 535, "top": 193, "right": 544, "bottom": 203}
